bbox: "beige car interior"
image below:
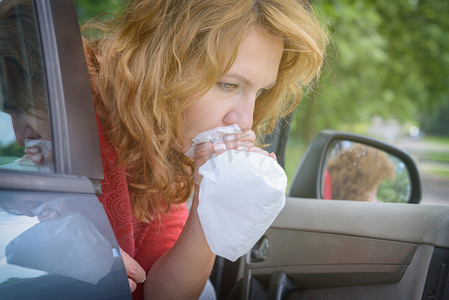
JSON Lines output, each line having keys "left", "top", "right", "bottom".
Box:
{"left": 237, "top": 198, "right": 449, "bottom": 299}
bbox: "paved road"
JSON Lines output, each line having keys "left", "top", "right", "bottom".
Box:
{"left": 420, "top": 172, "right": 449, "bottom": 205}
{"left": 394, "top": 137, "right": 449, "bottom": 205}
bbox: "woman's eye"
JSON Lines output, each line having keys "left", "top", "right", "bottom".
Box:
{"left": 218, "top": 82, "right": 239, "bottom": 92}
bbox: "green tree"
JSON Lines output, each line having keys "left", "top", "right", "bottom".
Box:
{"left": 74, "top": 0, "right": 124, "bottom": 24}
{"left": 1, "top": 141, "right": 22, "bottom": 157}
{"left": 292, "top": 0, "right": 449, "bottom": 143}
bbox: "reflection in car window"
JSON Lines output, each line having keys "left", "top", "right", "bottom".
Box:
{"left": 0, "top": 0, "right": 53, "bottom": 173}
{"left": 0, "top": 191, "right": 127, "bottom": 299}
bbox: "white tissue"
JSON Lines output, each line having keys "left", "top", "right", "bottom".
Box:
{"left": 184, "top": 124, "right": 242, "bottom": 158}
{"left": 192, "top": 125, "right": 287, "bottom": 262}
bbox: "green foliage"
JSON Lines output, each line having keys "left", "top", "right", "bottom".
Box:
{"left": 295, "top": 0, "right": 449, "bottom": 141}
{"left": 421, "top": 96, "right": 449, "bottom": 135}
{"left": 423, "top": 136, "right": 449, "bottom": 146}
{"left": 422, "top": 150, "right": 449, "bottom": 163}
{"left": 0, "top": 142, "right": 23, "bottom": 165}
{"left": 377, "top": 161, "right": 411, "bottom": 203}
{"left": 74, "top": 0, "right": 124, "bottom": 25}
{"left": 284, "top": 137, "right": 307, "bottom": 187}
{"left": 1, "top": 141, "right": 23, "bottom": 157}
{"left": 427, "top": 168, "right": 449, "bottom": 179}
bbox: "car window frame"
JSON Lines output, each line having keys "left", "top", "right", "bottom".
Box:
{"left": 0, "top": 0, "right": 102, "bottom": 194}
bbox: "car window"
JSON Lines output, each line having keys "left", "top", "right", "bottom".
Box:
{"left": 0, "top": 0, "right": 53, "bottom": 173}
{"left": 0, "top": 191, "right": 129, "bottom": 300}
{"left": 284, "top": 1, "right": 449, "bottom": 205}
{"left": 0, "top": 1, "right": 130, "bottom": 298}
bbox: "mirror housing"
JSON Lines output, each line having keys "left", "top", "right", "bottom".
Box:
{"left": 287, "top": 130, "right": 422, "bottom": 203}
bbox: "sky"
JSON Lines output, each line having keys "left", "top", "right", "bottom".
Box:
{"left": 0, "top": 111, "right": 16, "bottom": 146}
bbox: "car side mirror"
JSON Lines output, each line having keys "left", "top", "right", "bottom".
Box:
{"left": 287, "top": 130, "right": 421, "bottom": 203}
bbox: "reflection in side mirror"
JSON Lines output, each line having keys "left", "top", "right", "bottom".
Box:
{"left": 322, "top": 141, "right": 411, "bottom": 203}
{"left": 287, "top": 130, "right": 421, "bottom": 203}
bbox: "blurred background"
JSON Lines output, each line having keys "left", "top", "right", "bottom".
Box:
{"left": 2, "top": 0, "right": 444, "bottom": 204}
{"left": 74, "top": 0, "right": 449, "bottom": 205}
{"left": 288, "top": 0, "right": 449, "bottom": 205}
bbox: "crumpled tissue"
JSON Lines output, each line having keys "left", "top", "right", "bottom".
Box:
{"left": 184, "top": 124, "right": 242, "bottom": 158}
{"left": 185, "top": 125, "right": 287, "bottom": 262}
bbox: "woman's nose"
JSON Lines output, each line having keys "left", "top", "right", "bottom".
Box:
{"left": 224, "top": 95, "right": 255, "bottom": 131}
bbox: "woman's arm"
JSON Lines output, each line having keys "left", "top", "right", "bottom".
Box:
{"left": 144, "top": 142, "right": 216, "bottom": 300}
{"left": 143, "top": 131, "right": 273, "bottom": 299}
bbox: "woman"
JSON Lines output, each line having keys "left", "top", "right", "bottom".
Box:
{"left": 326, "top": 144, "right": 396, "bottom": 202}
{"left": 83, "top": 0, "right": 328, "bottom": 298}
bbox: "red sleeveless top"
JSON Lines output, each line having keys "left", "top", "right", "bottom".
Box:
{"left": 96, "top": 116, "right": 188, "bottom": 299}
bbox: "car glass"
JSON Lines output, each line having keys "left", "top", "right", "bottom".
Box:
{"left": 322, "top": 141, "right": 411, "bottom": 203}
{"left": 0, "top": 191, "right": 127, "bottom": 299}
{"left": 0, "top": 0, "right": 54, "bottom": 173}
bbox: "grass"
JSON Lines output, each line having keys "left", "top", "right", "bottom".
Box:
{"left": 424, "top": 135, "right": 449, "bottom": 146}
{"left": 0, "top": 156, "right": 19, "bottom": 165}
{"left": 427, "top": 168, "right": 449, "bottom": 178}
{"left": 422, "top": 151, "right": 449, "bottom": 164}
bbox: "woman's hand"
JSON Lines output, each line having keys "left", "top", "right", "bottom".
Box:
{"left": 192, "top": 130, "right": 276, "bottom": 189}
{"left": 23, "top": 141, "right": 53, "bottom": 165}
{"left": 24, "top": 146, "right": 46, "bottom": 164}
{"left": 144, "top": 130, "right": 276, "bottom": 299}
{"left": 120, "top": 248, "right": 146, "bottom": 293}
{"left": 221, "top": 130, "right": 276, "bottom": 160}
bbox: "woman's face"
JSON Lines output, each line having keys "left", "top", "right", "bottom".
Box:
{"left": 8, "top": 109, "right": 52, "bottom": 147}
{"left": 178, "top": 28, "right": 283, "bottom": 153}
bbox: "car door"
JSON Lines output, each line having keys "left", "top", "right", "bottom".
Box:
{"left": 0, "top": 0, "right": 130, "bottom": 299}
{"left": 217, "top": 130, "right": 449, "bottom": 300}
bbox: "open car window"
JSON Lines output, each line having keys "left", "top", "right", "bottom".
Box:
{"left": 0, "top": 0, "right": 54, "bottom": 173}
{"left": 0, "top": 1, "right": 130, "bottom": 298}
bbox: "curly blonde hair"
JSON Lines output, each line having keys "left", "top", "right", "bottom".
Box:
{"left": 0, "top": 0, "right": 47, "bottom": 116}
{"left": 84, "top": 0, "right": 328, "bottom": 221}
{"left": 327, "top": 144, "right": 395, "bottom": 201}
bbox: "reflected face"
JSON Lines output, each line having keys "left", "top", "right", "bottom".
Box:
{"left": 7, "top": 108, "right": 51, "bottom": 146}
{"left": 177, "top": 27, "right": 283, "bottom": 153}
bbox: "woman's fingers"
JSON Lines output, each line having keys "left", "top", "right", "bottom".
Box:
{"left": 25, "top": 146, "right": 40, "bottom": 155}
{"left": 24, "top": 146, "right": 48, "bottom": 164}
{"left": 128, "top": 278, "right": 137, "bottom": 293}
{"left": 193, "top": 142, "right": 215, "bottom": 186}
{"left": 119, "top": 248, "right": 146, "bottom": 293}
{"left": 194, "top": 142, "right": 215, "bottom": 165}
{"left": 223, "top": 130, "right": 256, "bottom": 144}
{"left": 23, "top": 153, "right": 44, "bottom": 164}
{"left": 192, "top": 130, "right": 276, "bottom": 186}
{"left": 215, "top": 130, "right": 275, "bottom": 159}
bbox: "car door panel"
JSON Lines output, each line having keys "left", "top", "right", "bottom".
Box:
{"left": 240, "top": 198, "right": 449, "bottom": 299}
{"left": 0, "top": 170, "right": 96, "bottom": 193}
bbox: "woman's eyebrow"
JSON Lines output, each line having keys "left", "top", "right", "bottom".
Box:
{"left": 221, "top": 73, "right": 277, "bottom": 89}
